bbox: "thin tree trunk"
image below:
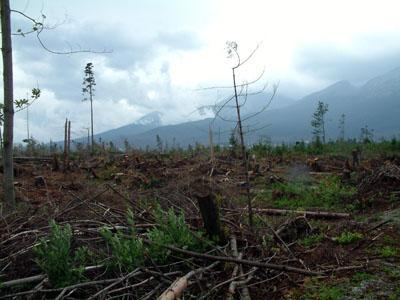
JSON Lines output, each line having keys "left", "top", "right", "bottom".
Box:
{"left": 209, "top": 125, "right": 215, "bottom": 164}
{"left": 232, "top": 67, "right": 254, "bottom": 231}
{"left": 1, "top": 0, "right": 16, "bottom": 213}
{"left": 67, "top": 120, "right": 71, "bottom": 170}
{"left": 63, "top": 118, "right": 67, "bottom": 172}
{"left": 0, "top": 126, "right": 3, "bottom": 153}
{"left": 90, "top": 86, "right": 94, "bottom": 153}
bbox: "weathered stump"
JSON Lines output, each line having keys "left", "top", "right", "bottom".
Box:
{"left": 34, "top": 176, "right": 45, "bottom": 187}
{"left": 194, "top": 190, "right": 226, "bottom": 244}
{"left": 275, "top": 216, "right": 312, "bottom": 243}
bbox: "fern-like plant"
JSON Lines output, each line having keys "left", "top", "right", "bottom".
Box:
{"left": 34, "top": 220, "right": 89, "bottom": 287}
{"left": 101, "top": 209, "right": 144, "bottom": 271}
{"left": 147, "top": 206, "right": 206, "bottom": 263}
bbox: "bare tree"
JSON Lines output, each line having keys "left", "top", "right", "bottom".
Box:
{"left": 199, "top": 42, "right": 278, "bottom": 231}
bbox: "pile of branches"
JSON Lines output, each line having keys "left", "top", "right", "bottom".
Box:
{"left": 358, "top": 161, "right": 400, "bottom": 195}
{"left": 0, "top": 181, "right": 363, "bottom": 299}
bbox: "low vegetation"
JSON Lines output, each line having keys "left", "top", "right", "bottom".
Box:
{"left": 1, "top": 138, "right": 399, "bottom": 298}
{"left": 34, "top": 220, "right": 90, "bottom": 287}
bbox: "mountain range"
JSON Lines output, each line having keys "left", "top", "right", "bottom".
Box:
{"left": 75, "top": 67, "right": 400, "bottom": 148}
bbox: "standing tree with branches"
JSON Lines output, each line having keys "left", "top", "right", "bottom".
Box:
{"left": 199, "top": 42, "right": 278, "bottom": 231}
{"left": 82, "top": 63, "right": 96, "bottom": 153}
{"left": 338, "top": 113, "right": 345, "bottom": 142}
{"left": 1, "top": 0, "right": 15, "bottom": 213}
{"left": 311, "top": 101, "right": 329, "bottom": 144}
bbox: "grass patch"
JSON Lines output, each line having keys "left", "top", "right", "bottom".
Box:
{"left": 299, "top": 233, "right": 324, "bottom": 248}
{"left": 351, "top": 272, "right": 376, "bottom": 283}
{"left": 334, "top": 231, "right": 363, "bottom": 245}
{"left": 260, "top": 175, "right": 356, "bottom": 211}
{"left": 379, "top": 246, "right": 398, "bottom": 258}
{"left": 295, "top": 278, "right": 345, "bottom": 300}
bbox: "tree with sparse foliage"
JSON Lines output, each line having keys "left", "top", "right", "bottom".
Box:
{"left": 311, "top": 101, "right": 329, "bottom": 144}
{"left": 360, "top": 125, "right": 374, "bottom": 143}
{"left": 338, "top": 113, "right": 345, "bottom": 141}
{"left": 82, "top": 62, "right": 96, "bottom": 152}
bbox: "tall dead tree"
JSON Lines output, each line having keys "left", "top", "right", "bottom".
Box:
{"left": 198, "top": 42, "right": 278, "bottom": 231}
{"left": 63, "top": 118, "right": 68, "bottom": 172}
{"left": 67, "top": 120, "right": 71, "bottom": 169}
{"left": 230, "top": 44, "right": 254, "bottom": 230}
{"left": 1, "top": 0, "right": 15, "bottom": 213}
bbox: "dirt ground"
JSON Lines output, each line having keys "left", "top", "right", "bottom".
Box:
{"left": 1, "top": 151, "right": 399, "bottom": 299}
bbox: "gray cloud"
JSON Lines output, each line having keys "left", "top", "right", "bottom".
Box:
{"left": 7, "top": 16, "right": 204, "bottom": 142}
{"left": 294, "top": 39, "right": 400, "bottom": 86}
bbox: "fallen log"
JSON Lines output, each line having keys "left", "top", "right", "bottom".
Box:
{"left": 223, "top": 208, "right": 350, "bottom": 219}
{"left": 13, "top": 156, "right": 53, "bottom": 163}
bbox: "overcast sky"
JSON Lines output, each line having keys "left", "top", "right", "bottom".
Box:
{"left": 3, "top": 0, "right": 400, "bottom": 142}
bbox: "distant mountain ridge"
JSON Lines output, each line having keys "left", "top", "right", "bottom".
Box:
{"left": 75, "top": 67, "right": 400, "bottom": 148}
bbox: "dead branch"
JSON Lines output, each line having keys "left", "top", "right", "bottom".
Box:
{"left": 224, "top": 208, "right": 350, "bottom": 219}
{"left": 160, "top": 244, "right": 323, "bottom": 276}
{"left": 158, "top": 261, "right": 219, "bottom": 300}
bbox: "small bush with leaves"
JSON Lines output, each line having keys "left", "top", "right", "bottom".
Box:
{"left": 101, "top": 209, "right": 144, "bottom": 271}
{"left": 299, "top": 233, "right": 324, "bottom": 248}
{"left": 34, "top": 220, "right": 89, "bottom": 287}
{"left": 147, "top": 206, "right": 207, "bottom": 263}
{"left": 334, "top": 231, "right": 363, "bottom": 245}
{"left": 379, "top": 246, "right": 398, "bottom": 258}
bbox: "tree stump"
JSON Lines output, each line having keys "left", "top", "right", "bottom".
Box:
{"left": 194, "top": 190, "right": 226, "bottom": 245}
{"left": 34, "top": 176, "right": 45, "bottom": 187}
{"left": 275, "top": 216, "right": 312, "bottom": 243}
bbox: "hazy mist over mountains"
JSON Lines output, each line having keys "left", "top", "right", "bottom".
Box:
{"left": 76, "top": 67, "right": 400, "bottom": 149}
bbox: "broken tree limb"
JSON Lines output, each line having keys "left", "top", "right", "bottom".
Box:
{"left": 226, "top": 235, "right": 241, "bottom": 300}
{"left": 160, "top": 243, "right": 323, "bottom": 276}
{"left": 0, "top": 274, "right": 46, "bottom": 288}
{"left": 223, "top": 208, "right": 350, "bottom": 219}
{"left": 158, "top": 261, "right": 219, "bottom": 300}
{"left": 0, "top": 265, "right": 103, "bottom": 289}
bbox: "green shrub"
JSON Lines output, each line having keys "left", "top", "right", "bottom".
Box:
{"left": 379, "top": 246, "right": 398, "bottom": 258}
{"left": 34, "top": 220, "right": 89, "bottom": 287}
{"left": 299, "top": 233, "right": 324, "bottom": 248}
{"left": 101, "top": 209, "right": 144, "bottom": 271}
{"left": 147, "top": 206, "right": 207, "bottom": 263}
{"left": 334, "top": 231, "right": 363, "bottom": 245}
{"left": 101, "top": 227, "right": 144, "bottom": 271}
